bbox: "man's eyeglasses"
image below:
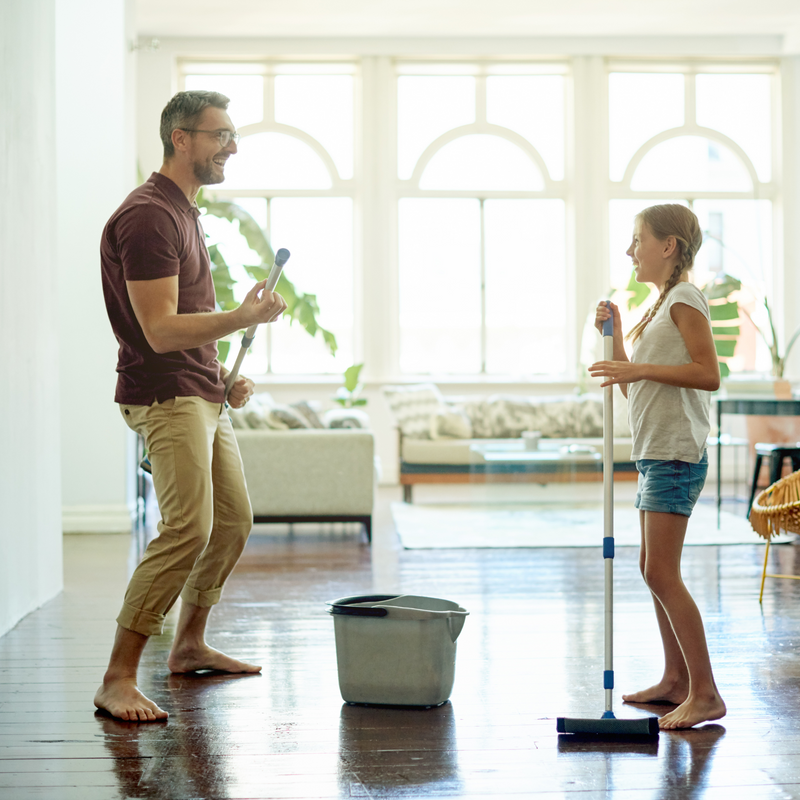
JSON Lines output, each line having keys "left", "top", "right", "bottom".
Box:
{"left": 179, "top": 129, "right": 240, "bottom": 147}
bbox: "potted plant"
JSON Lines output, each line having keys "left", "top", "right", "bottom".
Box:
{"left": 334, "top": 363, "right": 366, "bottom": 408}
{"left": 197, "top": 190, "right": 338, "bottom": 363}
{"left": 620, "top": 269, "right": 741, "bottom": 378}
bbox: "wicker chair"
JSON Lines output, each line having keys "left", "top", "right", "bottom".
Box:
{"left": 749, "top": 469, "right": 800, "bottom": 602}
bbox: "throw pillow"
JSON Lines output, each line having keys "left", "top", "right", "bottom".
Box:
{"left": 227, "top": 407, "right": 247, "bottom": 429}
{"left": 242, "top": 394, "right": 273, "bottom": 429}
{"left": 430, "top": 408, "right": 473, "bottom": 440}
{"left": 268, "top": 405, "right": 312, "bottom": 430}
{"left": 531, "top": 397, "right": 581, "bottom": 438}
{"left": 325, "top": 408, "right": 370, "bottom": 429}
{"left": 460, "top": 399, "right": 494, "bottom": 438}
{"left": 577, "top": 394, "right": 604, "bottom": 437}
{"left": 487, "top": 396, "right": 545, "bottom": 438}
{"left": 291, "top": 400, "right": 325, "bottom": 429}
{"left": 382, "top": 383, "right": 445, "bottom": 439}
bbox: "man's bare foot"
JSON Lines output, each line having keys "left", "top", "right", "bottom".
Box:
{"left": 94, "top": 678, "right": 168, "bottom": 722}
{"left": 622, "top": 678, "right": 689, "bottom": 706}
{"left": 658, "top": 693, "right": 727, "bottom": 730}
{"left": 167, "top": 643, "right": 262, "bottom": 674}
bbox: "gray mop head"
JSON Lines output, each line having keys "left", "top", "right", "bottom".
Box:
{"left": 557, "top": 716, "right": 659, "bottom": 736}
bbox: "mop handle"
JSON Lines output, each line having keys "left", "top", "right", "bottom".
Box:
{"left": 224, "top": 248, "right": 291, "bottom": 399}
{"left": 602, "top": 300, "right": 615, "bottom": 713}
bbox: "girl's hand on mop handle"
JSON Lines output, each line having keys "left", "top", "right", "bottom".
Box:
{"left": 588, "top": 359, "right": 643, "bottom": 388}
{"left": 594, "top": 300, "right": 621, "bottom": 336}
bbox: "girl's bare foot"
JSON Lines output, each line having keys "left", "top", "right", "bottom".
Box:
{"left": 94, "top": 678, "right": 168, "bottom": 722}
{"left": 658, "top": 693, "right": 727, "bottom": 730}
{"left": 622, "top": 678, "right": 689, "bottom": 706}
{"left": 167, "top": 643, "right": 262, "bottom": 674}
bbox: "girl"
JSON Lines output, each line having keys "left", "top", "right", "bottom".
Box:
{"left": 590, "top": 204, "right": 726, "bottom": 730}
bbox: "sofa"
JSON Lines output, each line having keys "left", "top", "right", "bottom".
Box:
{"left": 382, "top": 384, "right": 636, "bottom": 502}
{"left": 230, "top": 395, "right": 376, "bottom": 540}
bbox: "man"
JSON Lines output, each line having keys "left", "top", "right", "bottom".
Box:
{"left": 95, "top": 91, "right": 286, "bottom": 721}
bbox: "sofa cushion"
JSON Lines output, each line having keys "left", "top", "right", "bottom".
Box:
{"left": 291, "top": 400, "right": 325, "bottom": 428}
{"left": 383, "top": 383, "right": 445, "bottom": 439}
{"left": 430, "top": 407, "right": 472, "bottom": 440}
{"left": 325, "top": 408, "right": 370, "bottom": 429}
{"left": 268, "top": 405, "right": 313, "bottom": 429}
{"left": 458, "top": 399, "right": 493, "bottom": 438}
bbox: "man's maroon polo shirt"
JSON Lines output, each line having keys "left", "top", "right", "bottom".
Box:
{"left": 101, "top": 172, "right": 225, "bottom": 405}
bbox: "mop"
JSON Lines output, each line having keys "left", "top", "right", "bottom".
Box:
{"left": 556, "top": 304, "right": 659, "bottom": 737}
{"left": 140, "top": 247, "right": 290, "bottom": 474}
{"left": 224, "top": 247, "right": 291, "bottom": 399}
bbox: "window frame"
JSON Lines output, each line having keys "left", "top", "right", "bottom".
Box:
{"left": 178, "top": 58, "right": 361, "bottom": 375}
{"left": 173, "top": 54, "right": 784, "bottom": 386}
{"left": 393, "top": 59, "right": 571, "bottom": 378}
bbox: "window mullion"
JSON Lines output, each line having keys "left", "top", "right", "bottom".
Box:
{"left": 265, "top": 196, "right": 273, "bottom": 373}
{"left": 685, "top": 72, "right": 696, "bottom": 126}
{"left": 480, "top": 198, "right": 487, "bottom": 374}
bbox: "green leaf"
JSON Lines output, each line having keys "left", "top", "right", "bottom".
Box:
{"left": 198, "top": 195, "right": 339, "bottom": 356}
{"left": 625, "top": 269, "right": 652, "bottom": 310}
{"left": 217, "top": 340, "right": 231, "bottom": 363}
{"left": 321, "top": 328, "right": 339, "bottom": 356}
{"left": 714, "top": 340, "right": 737, "bottom": 358}
{"left": 351, "top": 398, "right": 368, "bottom": 407}
{"left": 344, "top": 363, "right": 364, "bottom": 393}
{"left": 243, "top": 264, "right": 269, "bottom": 282}
{"left": 711, "top": 325, "right": 740, "bottom": 336}
{"left": 709, "top": 302, "right": 739, "bottom": 321}
{"left": 703, "top": 274, "right": 741, "bottom": 301}
{"left": 719, "top": 361, "right": 730, "bottom": 378}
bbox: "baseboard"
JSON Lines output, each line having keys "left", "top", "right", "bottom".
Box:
{"left": 62, "top": 504, "right": 132, "bottom": 534}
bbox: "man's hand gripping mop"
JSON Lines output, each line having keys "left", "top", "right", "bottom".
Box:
{"left": 556, "top": 303, "right": 659, "bottom": 738}
{"left": 140, "top": 248, "right": 291, "bottom": 475}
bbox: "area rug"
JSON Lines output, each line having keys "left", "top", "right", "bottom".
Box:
{"left": 391, "top": 501, "right": 792, "bottom": 549}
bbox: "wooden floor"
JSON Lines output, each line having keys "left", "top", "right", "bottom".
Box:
{"left": 3, "top": 486, "right": 800, "bottom": 799}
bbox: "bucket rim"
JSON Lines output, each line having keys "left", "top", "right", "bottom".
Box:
{"left": 327, "top": 594, "right": 468, "bottom": 619}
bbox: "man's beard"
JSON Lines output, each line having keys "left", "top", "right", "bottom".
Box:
{"left": 193, "top": 159, "right": 224, "bottom": 186}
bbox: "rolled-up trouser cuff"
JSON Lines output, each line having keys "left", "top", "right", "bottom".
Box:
{"left": 117, "top": 603, "right": 167, "bottom": 637}
{"left": 180, "top": 584, "right": 223, "bottom": 608}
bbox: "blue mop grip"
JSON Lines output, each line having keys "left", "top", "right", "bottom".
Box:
{"left": 603, "top": 537, "right": 615, "bottom": 559}
{"left": 602, "top": 301, "right": 613, "bottom": 337}
{"left": 604, "top": 670, "right": 614, "bottom": 690}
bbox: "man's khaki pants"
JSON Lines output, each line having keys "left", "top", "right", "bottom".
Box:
{"left": 118, "top": 396, "right": 252, "bottom": 636}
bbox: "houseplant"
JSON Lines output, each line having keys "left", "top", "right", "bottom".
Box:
{"left": 334, "top": 363, "right": 367, "bottom": 408}
{"left": 622, "top": 269, "right": 741, "bottom": 378}
{"left": 197, "top": 190, "right": 338, "bottom": 363}
{"left": 740, "top": 296, "right": 800, "bottom": 380}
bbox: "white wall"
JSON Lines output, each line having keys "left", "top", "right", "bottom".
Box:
{"left": 57, "top": 0, "right": 137, "bottom": 533}
{"left": 0, "top": 0, "right": 63, "bottom": 635}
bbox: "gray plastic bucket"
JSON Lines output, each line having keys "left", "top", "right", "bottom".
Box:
{"left": 328, "top": 594, "right": 469, "bottom": 707}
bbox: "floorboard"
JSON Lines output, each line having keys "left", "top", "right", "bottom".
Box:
{"left": 2, "top": 487, "right": 800, "bottom": 799}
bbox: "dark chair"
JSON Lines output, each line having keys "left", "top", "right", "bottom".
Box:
{"left": 747, "top": 443, "right": 800, "bottom": 515}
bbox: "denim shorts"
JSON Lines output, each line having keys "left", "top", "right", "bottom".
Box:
{"left": 634, "top": 451, "right": 708, "bottom": 517}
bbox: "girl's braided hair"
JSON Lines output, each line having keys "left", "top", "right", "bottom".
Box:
{"left": 626, "top": 204, "right": 704, "bottom": 343}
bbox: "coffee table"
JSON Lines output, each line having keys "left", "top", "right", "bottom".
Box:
{"left": 469, "top": 440, "right": 604, "bottom": 483}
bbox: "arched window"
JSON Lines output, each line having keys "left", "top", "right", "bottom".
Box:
{"left": 396, "top": 65, "right": 568, "bottom": 376}
{"left": 607, "top": 66, "right": 778, "bottom": 375}
{"left": 183, "top": 65, "right": 356, "bottom": 375}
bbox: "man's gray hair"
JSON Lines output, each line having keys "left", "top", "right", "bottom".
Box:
{"left": 160, "top": 90, "right": 230, "bottom": 159}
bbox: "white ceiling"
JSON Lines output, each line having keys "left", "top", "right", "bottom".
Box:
{"left": 136, "top": 0, "right": 800, "bottom": 43}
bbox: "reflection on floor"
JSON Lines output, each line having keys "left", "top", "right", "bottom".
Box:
{"left": 1, "top": 484, "right": 800, "bottom": 798}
